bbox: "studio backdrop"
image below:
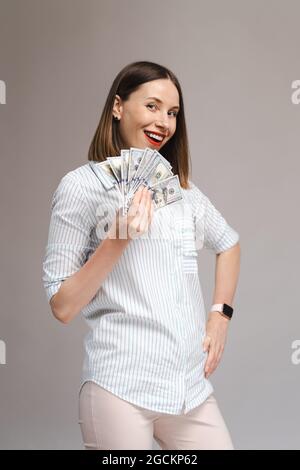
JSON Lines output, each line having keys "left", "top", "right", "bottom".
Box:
{"left": 0, "top": 0, "right": 299, "bottom": 449}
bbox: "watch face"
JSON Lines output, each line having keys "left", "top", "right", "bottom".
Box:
{"left": 223, "top": 303, "right": 233, "bottom": 318}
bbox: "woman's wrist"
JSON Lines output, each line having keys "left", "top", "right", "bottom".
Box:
{"left": 208, "top": 310, "right": 231, "bottom": 323}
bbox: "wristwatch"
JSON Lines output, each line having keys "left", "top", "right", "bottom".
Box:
{"left": 210, "top": 303, "right": 233, "bottom": 320}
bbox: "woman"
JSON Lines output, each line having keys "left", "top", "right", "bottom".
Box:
{"left": 42, "top": 61, "right": 241, "bottom": 450}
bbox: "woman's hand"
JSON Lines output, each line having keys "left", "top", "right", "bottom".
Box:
{"left": 108, "top": 186, "right": 154, "bottom": 241}
{"left": 202, "top": 311, "right": 230, "bottom": 378}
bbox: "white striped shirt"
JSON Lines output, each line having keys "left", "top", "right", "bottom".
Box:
{"left": 42, "top": 161, "right": 239, "bottom": 415}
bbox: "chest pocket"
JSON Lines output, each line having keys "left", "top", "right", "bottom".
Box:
{"left": 168, "top": 201, "right": 199, "bottom": 274}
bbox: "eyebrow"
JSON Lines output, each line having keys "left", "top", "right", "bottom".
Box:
{"left": 145, "top": 96, "right": 180, "bottom": 110}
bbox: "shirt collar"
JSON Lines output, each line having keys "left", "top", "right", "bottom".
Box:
{"left": 88, "top": 161, "right": 117, "bottom": 191}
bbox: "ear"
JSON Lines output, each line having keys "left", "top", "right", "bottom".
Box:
{"left": 112, "top": 94, "right": 123, "bottom": 118}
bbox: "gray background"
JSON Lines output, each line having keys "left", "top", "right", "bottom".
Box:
{"left": 0, "top": 0, "right": 299, "bottom": 449}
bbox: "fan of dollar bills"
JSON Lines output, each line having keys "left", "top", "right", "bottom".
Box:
{"left": 89, "top": 147, "right": 183, "bottom": 215}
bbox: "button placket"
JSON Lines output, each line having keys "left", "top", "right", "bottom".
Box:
{"left": 167, "top": 203, "right": 193, "bottom": 385}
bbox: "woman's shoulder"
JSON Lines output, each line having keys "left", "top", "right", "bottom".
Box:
{"left": 58, "top": 161, "right": 111, "bottom": 195}
{"left": 60, "top": 161, "right": 93, "bottom": 184}
{"left": 178, "top": 179, "right": 208, "bottom": 219}
{"left": 184, "top": 179, "right": 207, "bottom": 200}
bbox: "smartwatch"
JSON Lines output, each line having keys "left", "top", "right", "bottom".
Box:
{"left": 210, "top": 303, "right": 233, "bottom": 320}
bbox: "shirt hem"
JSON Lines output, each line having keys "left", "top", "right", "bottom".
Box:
{"left": 78, "top": 376, "right": 215, "bottom": 416}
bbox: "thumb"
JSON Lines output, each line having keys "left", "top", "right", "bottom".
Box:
{"left": 203, "top": 335, "right": 211, "bottom": 352}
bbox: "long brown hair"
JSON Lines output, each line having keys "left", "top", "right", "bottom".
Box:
{"left": 88, "top": 61, "right": 191, "bottom": 189}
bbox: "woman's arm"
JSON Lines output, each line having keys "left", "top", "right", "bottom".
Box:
{"left": 211, "top": 241, "right": 241, "bottom": 308}
{"left": 50, "top": 186, "right": 153, "bottom": 325}
{"left": 50, "top": 237, "right": 130, "bottom": 324}
{"left": 203, "top": 242, "right": 241, "bottom": 378}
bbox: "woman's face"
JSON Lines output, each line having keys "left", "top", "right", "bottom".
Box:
{"left": 113, "top": 79, "right": 180, "bottom": 150}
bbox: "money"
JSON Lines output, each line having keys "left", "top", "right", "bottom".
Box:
{"left": 91, "top": 147, "right": 183, "bottom": 214}
{"left": 150, "top": 174, "right": 183, "bottom": 209}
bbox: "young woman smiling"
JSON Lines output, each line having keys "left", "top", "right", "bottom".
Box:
{"left": 42, "top": 61, "right": 241, "bottom": 450}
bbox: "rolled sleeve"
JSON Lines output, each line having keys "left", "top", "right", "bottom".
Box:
{"left": 189, "top": 181, "right": 239, "bottom": 254}
{"left": 42, "top": 174, "right": 94, "bottom": 303}
{"left": 203, "top": 194, "right": 239, "bottom": 254}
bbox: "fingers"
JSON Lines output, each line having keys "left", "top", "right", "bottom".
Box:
{"left": 133, "top": 186, "right": 144, "bottom": 205}
{"left": 203, "top": 335, "right": 211, "bottom": 353}
{"left": 138, "top": 188, "right": 152, "bottom": 232}
{"left": 128, "top": 187, "right": 144, "bottom": 217}
{"left": 203, "top": 335, "right": 224, "bottom": 378}
{"left": 129, "top": 186, "right": 147, "bottom": 213}
{"left": 128, "top": 187, "right": 153, "bottom": 238}
{"left": 150, "top": 195, "right": 154, "bottom": 220}
{"left": 204, "top": 342, "right": 216, "bottom": 378}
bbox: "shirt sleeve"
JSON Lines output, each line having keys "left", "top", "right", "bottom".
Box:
{"left": 42, "top": 173, "right": 94, "bottom": 303}
{"left": 189, "top": 181, "right": 240, "bottom": 254}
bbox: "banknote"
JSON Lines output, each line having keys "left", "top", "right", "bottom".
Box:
{"left": 90, "top": 147, "right": 183, "bottom": 214}
{"left": 150, "top": 174, "right": 182, "bottom": 209}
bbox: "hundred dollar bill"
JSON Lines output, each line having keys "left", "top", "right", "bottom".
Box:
{"left": 92, "top": 148, "right": 180, "bottom": 215}
{"left": 120, "top": 149, "right": 130, "bottom": 214}
{"left": 107, "top": 156, "right": 122, "bottom": 184}
{"left": 144, "top": 156, "right": 173, "bottom": 188}
{"left": 128, "top": 147, "right": 155, "bottom": 195}
{"left": 89, "top": 160, "right": 118, "bottom": 189}
{"left": 128, "top": 148, "right": 172, "bottom": 196}
{"left": 127, "top": 147, "right": 146, "bottom": 196}
{"left": 150, "top": 174, "right": 183, "bottom": 210}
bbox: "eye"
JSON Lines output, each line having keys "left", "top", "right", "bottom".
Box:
{"left": 146, "top": 103, "right": 178, "bottom": 117}
{"left": 146, "top": 103, "right": 157, "bottom": 110}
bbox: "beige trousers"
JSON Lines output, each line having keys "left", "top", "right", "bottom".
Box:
{"left": 78, "top": 381, "right": 234, "bottom": 450}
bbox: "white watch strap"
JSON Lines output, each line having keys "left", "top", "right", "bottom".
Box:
{"left": 211, "top": 303, "right": 223, "bottom": 313}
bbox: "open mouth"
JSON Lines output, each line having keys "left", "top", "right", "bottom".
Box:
{"left": 144, "top": 130, "right": 164, "bottom": 145}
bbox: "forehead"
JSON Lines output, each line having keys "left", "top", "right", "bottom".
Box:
{"left": 131, "top": 79, "right": 180, "bottom": 105}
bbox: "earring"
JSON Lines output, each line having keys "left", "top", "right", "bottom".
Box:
{"left": 113, "top": 115, "right": 120, "bottom": 121}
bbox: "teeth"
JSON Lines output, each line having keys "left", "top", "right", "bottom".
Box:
{"left": 145, "top": 131, "right": 163, "bottom": 142}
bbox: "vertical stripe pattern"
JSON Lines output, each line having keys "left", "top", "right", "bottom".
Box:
{"left": 42, "top": 163, "right": 240, "bottom": 415}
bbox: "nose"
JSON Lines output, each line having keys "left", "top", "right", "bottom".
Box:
{"left": 155, "top": 115, "right": 170, "bottom": 135}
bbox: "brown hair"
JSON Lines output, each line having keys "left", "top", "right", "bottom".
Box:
{"left": 88, "top": 61, "right": 192, "bottom": 189}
